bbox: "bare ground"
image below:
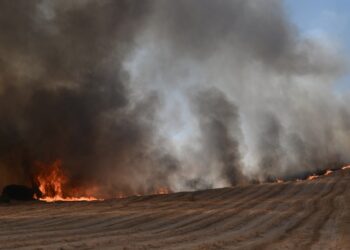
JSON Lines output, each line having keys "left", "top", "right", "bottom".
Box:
{"left": 0, "top": 170, "right": 349, "bottom": 250}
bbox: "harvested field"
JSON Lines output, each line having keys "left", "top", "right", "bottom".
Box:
{"left": 0, "top": 169, "right": 349, "bottom": 250}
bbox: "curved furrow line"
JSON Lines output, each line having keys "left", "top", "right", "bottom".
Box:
{"left": 0, "top": 215, "right": 84, "bottom": 234}
{"left": 0, "top": 204, "right": 48, "bottom": 217}
{"left": 0, "top": 212, "right": 146, "bottom": 242}
{"left": 193, "top": 187, "right": 237, "bottom": 200}
{"left": 0, "top": 203, "right": 98, "bottom": 230}
{"left": 294, "top": 181, "right": 348, "bottom": 250}
{"left": 13, "top": 183, "right": 298, "bottom": 249}
{"left": 161, "top": 183, "right": 289, "bottom": 237}
{"left": 120, "top": 185, "right": 265, "bottom": 237}
{"left": 141, "top": 182, "right": 305, "bottom": 249}
{"left": 106, "top": 209, "right": 201, "bottom": 234}
{"left": 223, "top": 181, "right": 326, "bottom": 249}
{"left": 183, "top": 187, "right": 251, "bottom": 207}
{"left": 0, "top": 173, "right": 348, "bottom": 250}
{"left": 147, "top": 183, "right": 274, "bottom": 236}
{"left": 75, "top": 184, "right": 294, "bottom": 250}
{"left": 0, "top": 200, "right": 151, "bottom": 234}
{"left": 53, "top": 185, "right": 272, "bottom": 241}
{"left": 0, "top": 210, "right": 105, "bottom": 236}
{"left": 0, "top": 213, "right": 170, "bottom": 250}
{"left": 0, "top": 187, "right": 246, "bottom": 238}
{"left": 15, "top": 206, "right": 131, "bottom": 229}
{"left": 220, "top": 182, "right": 306, "bottom": 231}
{"left": 265, "top": 179, "right": 342, "bottom": 248}
{"left": 309, "top": 174, "right": 350, "bottom": 250}
{"left": 8, "top": 208, "right": 181, "bottom": 244}
{"left": 189, "top": 187, "right": 239, "bottom": 201}
{"left": 172, "top": 180, "right": 326, "bottom": 250}
{"left": 0, "top": 186, "right": 268, "bottom": 249}
{"left": 0, "top": 210, "right": 142, "bottom": 238}
{"left": 241, "top": 179, "right": 340, "bottom": 250}
{"left": 0, "top": 213, "right": 183, "bottom": 248}
{"left": 199, "top": 186, "right": 254, "bottom": 201}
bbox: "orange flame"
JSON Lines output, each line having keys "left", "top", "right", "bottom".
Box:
{"left": 34, "top": 160, "right": 172, "bottom": 202}
{"left": 324, "top": 169, "right": 333, "bottom": 176}
{"left": 274, "top": 166, "right": 349, "bottom": 184}
{"left": 307, "top": 174, "right": 319, "bottom": 181}
{"left": 34, "top": 160, "right": 100, "bottom": 202}
{"left": 154, "top": 187, "right": 170, "bottom": 195}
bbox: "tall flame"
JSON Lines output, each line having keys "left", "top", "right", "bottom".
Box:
{"left": 34, "top": 160, "right": 172, "bottom": 202}
{"left": 34, "top": 160, "right": 99, "bottom": 202}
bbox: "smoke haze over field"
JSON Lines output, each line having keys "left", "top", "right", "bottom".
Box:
{"left": 0, "top": 0, "right": 349, "bottom": 195}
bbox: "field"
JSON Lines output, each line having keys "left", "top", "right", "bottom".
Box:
{"left": 0, "top": 170, "right": 349, "bottom": 250}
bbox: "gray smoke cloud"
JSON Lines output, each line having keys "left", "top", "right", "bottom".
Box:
{"left": 0, "top": 0, "right": 175, "bottom": 196}
{"left": 126, "top": 0, "right": 349, "bottom": 187}
{"left": 0, "top": 0, "right": 349, "bottom": 195}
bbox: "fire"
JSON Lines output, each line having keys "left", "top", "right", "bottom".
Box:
{"left": 154, "top": 187, "right": 170, "bottom": 195}
{"left": 303, "top": 168, "right": 340, "bottom": 181}
{"left": 33, "top": 160, "right": 172, "bottom": 202}
{"left": 307, "top": 174, "right": 319, "bottom": 181}
{"left": 324, "top": 170, "right": 333, "bottom": 176}
{"left": 34, "top": 160, "right": 100, "bottom": 202}
{"left": 273, "top": 167, "right": 345, "bottom": 184}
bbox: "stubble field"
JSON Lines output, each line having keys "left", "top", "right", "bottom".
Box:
{"left": 0, "top": 170, "right": 349, "bottom": 250}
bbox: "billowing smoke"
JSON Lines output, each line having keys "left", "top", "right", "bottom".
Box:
{"left": 0, "top": 0, "right": 349, "bottom": 195}
{"left": 0, "top": 0, "right": 171, "bottom": 196}
{"left": 126, "top": 0, "right": 349, "bottom": 186}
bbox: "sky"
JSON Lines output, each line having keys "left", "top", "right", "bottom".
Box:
{"left": 284, "top": 0, "right": 350, "bottom": 91}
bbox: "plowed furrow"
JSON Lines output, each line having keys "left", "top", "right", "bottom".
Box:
{"left": 0, "top": 171, "right": 349, "bottom": 250}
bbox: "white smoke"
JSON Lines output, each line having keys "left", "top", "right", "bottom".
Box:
{"left": 124, "top": 0, "right": 349, "bottom": 190}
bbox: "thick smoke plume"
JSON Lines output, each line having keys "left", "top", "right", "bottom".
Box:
{"left": 0, "top": 0, "right": 349, "bottom": 195}
{"left": 0, "top": 0, "right": 169, "bottom": 196}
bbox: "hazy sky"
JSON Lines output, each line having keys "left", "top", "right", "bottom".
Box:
{"left": 284, "top": 0, "right": 350, "bottom": 91}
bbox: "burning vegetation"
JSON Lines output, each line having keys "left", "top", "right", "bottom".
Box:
{"left": 33, "top": 160, "right": 100, "bottom": 202}
{"left": 1, "top": 162, "right": 349, "bottom": 203}
{"left": 272, "top": 166, "right": 350, "bottom": 184}
{"left": 29, "top": 160, "right": 171, "bottom": 202}
{"left": 30, "top": 161, "right": 350, "bottom": 202}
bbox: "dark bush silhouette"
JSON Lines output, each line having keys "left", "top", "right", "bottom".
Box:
{"left": 1, "top": 185, "right": 34, "bottom": 201}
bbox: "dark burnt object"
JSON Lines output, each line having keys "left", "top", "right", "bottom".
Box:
{"left": 1, "top": 185, "right": 34, "bottom": 201}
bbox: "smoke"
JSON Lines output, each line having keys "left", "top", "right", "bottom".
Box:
{"left": 194, "top": 88, "right": 244, "bottom": 185}
{"left": 0, "top": 0, "right": 172, "bottom": 196}
{"left": 0, "top": 0, "right": 349, "bottom": 195}
{"left": 125, "top": 0, "right": 349, "bottom": 186}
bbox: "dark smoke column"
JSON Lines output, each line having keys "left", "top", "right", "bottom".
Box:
{"left": 0, "top": 0, "right": 174, "bottom": 196}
